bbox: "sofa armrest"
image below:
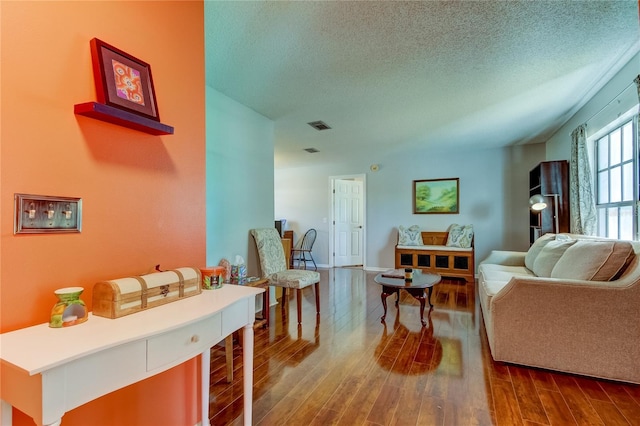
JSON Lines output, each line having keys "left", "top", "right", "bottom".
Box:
{"left": 479, "top": 250, "right": 526, "bottom": 267}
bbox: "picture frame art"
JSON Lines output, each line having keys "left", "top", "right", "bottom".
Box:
{"left": 90, "top": 38, "right": 160, "bottom": 121}
{"left": 413, "top": 178, "right": 459, "bottom": 214}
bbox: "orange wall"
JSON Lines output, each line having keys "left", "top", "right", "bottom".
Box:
{"left": 1, "top": 1, "right": 205, "bottom": 425}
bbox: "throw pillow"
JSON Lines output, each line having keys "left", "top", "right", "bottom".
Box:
{"left": 532, "top": 240, "right": 576, "bottom": 278}
{"left": 398, "top": 225, "right": 423, "bottom": 246}
{"left": 551, "top": 240, "right": 635, "bottom": 281}
{"left": 524, "top": 233, "right": 557, "bottom": 271}
{"left": 446, "top": 224, "right": 474, "bottom": 248}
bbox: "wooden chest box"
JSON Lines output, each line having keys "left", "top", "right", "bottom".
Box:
{"left": 92, "top": 267, "right": 202, "bottom": 319}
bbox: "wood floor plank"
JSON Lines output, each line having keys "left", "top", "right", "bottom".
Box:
{"left": 509, "top": 365, "right": 549, "bottom": 425}
{"left": 417, "top": 395, "right": 446, "bottom": 426}
{"left": 323, "top": 356, "right": 379, "bottom": 413}
{"left": 537, "top": 388, "right": 577, "bottom": 425}
{"left": 468, "top": 406, "right": 495, "bottom": 425}
{"left": 388, "top": 386, "right": 422, "bottom": 425}
{"left": 334, "top": 360, "right": 390, "bottom": 425}
{"left": 574, "top": 376, "right": 611, "bottom": 402}
{"left": 255, "top": 395, "right": 302, "bottom": 425}
{"left": 489, "top": 359, "right": 512, "bottom": 382}
{"left": 492, "top": 377, "right": 525, "bottom": 426}
{"left": 622, "top": 385, "right": 640, "bottom": 406}
{"left": 552, "top": 374, "right": 603, "bottom": 425}
{"left": 598, "top": 382, "right": 640, "bottom": 426}
{"left": 402, "top": 360, "right": 432, "bottom": 396}
{"left": 384, "top": 325, "right": 423, "bottom": 388}
{"left": 209, "top": 269, "right": 640, "bottom": 426}
{"left": 529, "top": 369, "right": 559, "bottom": 392}
{"left": 366, "top": 384, "right": 402, "bottom": 425}
{"left": 308, "top": 407, "right": 343, "bottom": 426}
{"left": 589, "top": 398, "right": 631, "bottom": 426}
{"left": 423, "top": 368, "right": 450, "bottom": 401}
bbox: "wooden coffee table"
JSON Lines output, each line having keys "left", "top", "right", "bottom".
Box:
{"left": 374, "top": 269, "right": 441, "bottom": 326}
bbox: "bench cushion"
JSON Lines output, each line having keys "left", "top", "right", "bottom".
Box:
{"left": 397, "top": 244, "right": 472, "bottom": 252}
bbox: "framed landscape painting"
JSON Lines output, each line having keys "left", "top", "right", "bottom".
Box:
{"left": 413, "top": 178, "right": 459, "bottom": 214}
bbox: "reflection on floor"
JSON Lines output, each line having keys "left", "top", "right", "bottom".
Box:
{"left": 208, "top": 268, "right": 640, "bottom": 425}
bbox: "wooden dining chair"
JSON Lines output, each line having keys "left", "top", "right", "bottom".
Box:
{"left": 291, "top": 228, "right": 318, "bottom": 270}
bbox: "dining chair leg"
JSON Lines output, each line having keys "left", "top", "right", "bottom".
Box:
{"left": 296, "top": 288, "right": 303, "bottom": 324}
{"left": 281, "top": 288, "right": 288, "bottom": 319}
{"left": 314, "top": 282, "right": 320, "bottom": 314}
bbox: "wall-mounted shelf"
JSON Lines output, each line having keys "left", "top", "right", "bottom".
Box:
{"left": 74, "top": 102, "right": 174, "bottom": 135}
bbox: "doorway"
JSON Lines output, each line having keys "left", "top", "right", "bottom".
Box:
{"left": 330, "top": 175, "right": 366, "bottom": 268}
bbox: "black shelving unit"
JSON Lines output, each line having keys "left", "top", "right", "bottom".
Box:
{"left": 529, "top": 160, "right": 570, "bottom": 244}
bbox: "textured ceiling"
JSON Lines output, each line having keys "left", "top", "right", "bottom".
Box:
{"left": 205, "top": 1, "right": 640, "bottom": 168}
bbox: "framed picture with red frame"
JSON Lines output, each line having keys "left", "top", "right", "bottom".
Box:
{"left": 90, "top": 38, "right": 160, "bottom": 121}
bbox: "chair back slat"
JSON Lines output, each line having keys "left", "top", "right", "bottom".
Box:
{"left": 299, "top": 229, "right": 317, "bottom": 251}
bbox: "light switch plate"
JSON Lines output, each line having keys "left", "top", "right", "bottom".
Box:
{"left": 14, "top": 194, "right": 82, "bottom": 234}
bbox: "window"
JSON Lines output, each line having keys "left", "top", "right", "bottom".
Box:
{"left": 595, "top": 118, "right": 637, "bottom": 240}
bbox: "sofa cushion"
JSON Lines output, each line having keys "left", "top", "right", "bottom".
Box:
{"left": 551, "top": 240, "right": 635, "bottom": 281}
{"left": 446, "top": 224, "right": 474, "bottom": 248}
{"left": 398, "top": 225, "right": 423, "bottom": 246}
{"left": 524, "top": 233, "right": 556, "bottom": 271}
{"left": 479, "top": 263, "right": 534, "bottom": 287}
{"left": 478, "top": 263, "right": 534, "bottom": 316}
{"left": 532, "top": 240, "right": 576, "bottom": 277}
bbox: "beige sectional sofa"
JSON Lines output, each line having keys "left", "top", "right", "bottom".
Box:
{"left": 478, "top": 233, "right": 640, "bottom": 383}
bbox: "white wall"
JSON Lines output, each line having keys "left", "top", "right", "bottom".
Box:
{"left": 546, "top": 51, "right": 639, "bottom": 160}
{"left": 205, "top": 87, "right": 275, "bottom": 277}
{"left": 275, "top": 143, "right": 545, "bottom": 272}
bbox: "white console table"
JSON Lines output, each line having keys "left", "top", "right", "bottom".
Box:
{"left": 0, "top": 284, "right": 263, "bottom": 426}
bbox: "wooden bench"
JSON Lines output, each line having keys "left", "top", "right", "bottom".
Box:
{"left": 395, "top": 231, "right": 475, "bottom": 283}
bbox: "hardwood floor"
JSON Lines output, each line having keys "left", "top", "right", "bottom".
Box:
{"left": 208, "top": 268, "right": 640, "bottom": 425}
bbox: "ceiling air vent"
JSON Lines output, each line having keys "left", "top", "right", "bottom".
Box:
{"left": 307, "top": 121, "right": 331, "bottom": 131}
{"left": 304, "top": 148, "right": 319, "bottom": 153}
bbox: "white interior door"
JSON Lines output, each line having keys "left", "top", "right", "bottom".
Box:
{"left": 333, "top": 179, "right": 364, "bottom": 267}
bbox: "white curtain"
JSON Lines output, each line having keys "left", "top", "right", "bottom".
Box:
{"left": 569, "top": 124, "right": 596, "bottom": 235}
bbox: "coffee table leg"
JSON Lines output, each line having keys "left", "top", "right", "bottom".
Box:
{"left": 416, "top": 294, "right": 426, "bottom": 326}
{"left": 380, "top": 286, "right": 396, "bottom": 323}
{"left": 381, "top": 291, "right": 389, "bottom": 322}
{"left": 405, "top": 288, "right": 427, "bottom": 327}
